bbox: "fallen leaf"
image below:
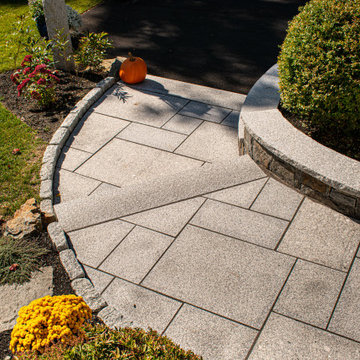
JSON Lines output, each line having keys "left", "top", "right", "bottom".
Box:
{"left": 9, "top": 263, "right": 19, "bottom": 271}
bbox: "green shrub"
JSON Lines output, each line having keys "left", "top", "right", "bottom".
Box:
{"left": 278, "top": 0, "right": 360, "bottom": 133}
{"left": 17, "top": 325, "right": 203, "bottom": 360}
{"left": 75, "top": 32, "right": 113, "bottom": 72}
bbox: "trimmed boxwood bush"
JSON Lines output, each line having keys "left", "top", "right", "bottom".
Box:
{"left": 278, "top": 0, "right": 360, "bottom": 133}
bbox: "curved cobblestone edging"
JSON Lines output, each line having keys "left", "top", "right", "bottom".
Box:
{"left": 239, "top": 64, "right": 360, "bottom": 219}
{"left": 40, "top": 76, "right": 124, "bottom": 324}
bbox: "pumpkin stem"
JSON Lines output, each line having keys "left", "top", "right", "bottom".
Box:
{"left": 128, "top": 52, "right": 136, "bottom": 62}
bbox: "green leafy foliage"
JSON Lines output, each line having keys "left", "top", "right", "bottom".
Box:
{"left": 17, "top": 325, "right": 203, "bottom": 360}
{"left": 0, "top": 237, "right": 48, "bottom": 285}
{"left": 75, "top": 32, "right": 113, "bottom": 71}
{"left": 278, "top": 0, "right": 360, "bottom": 133}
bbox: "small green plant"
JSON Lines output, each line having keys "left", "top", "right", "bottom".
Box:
{"left": 75, "top": 32, "right": 113, "bottom": 71}
{"left": 16, "top": 324, "right": 203, "bottom": 359}
{"left": 0, "top": 236, "right": 48, "bottom": 286}
{"left": 278, "top": 0, "right": 360, "bottom": 134}
{"left": 28, "top": 0, "right": 44, "bottom": 21}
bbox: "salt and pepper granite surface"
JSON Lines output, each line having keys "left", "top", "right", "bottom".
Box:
{"left": 52, "top": 75, "right": 360, "bottom": 359}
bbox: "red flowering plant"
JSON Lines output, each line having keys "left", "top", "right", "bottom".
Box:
{"left": 11, "top": 54, "right": 60, "bottom": 108}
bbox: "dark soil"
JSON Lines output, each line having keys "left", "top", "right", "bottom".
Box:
{"left": 0, "top": 70, "right": 100, "bottom": 142}
{"left": 279, "top": 105, "right": 360, "bottom": 161}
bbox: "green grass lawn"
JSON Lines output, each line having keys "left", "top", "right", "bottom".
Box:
{"left": 0, "top": 103, "right": 45, "bottom": 219}
{"left": 0, "top": 0, "right": 103, "bottom": 72}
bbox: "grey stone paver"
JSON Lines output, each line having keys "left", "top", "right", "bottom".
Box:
{"left": 221, "top": 110, "right": 240, "bottom": 128}
{"left": 68, "top": 220, "right": 134, "bottom": 268}
{"left": 52, "top": 77, "right": 360, "bottom": 357}
{"left": 126, "top": 74, "right": 245, "bottom": 110}
{"left": 162, "top": 114, "right": 203, "bottom": 135}
{"left": 249, "top": 313, "right": 360, "bottom": 359}
{"left": 57, "top": 146, "right": 92, "bottom": 171}
{"left": 123, "top": 197, "right": 206, "bottom": 236}
{"left": 93, "top": 85, "right": 188, "bottom": 127}
{"left": 204, "top": 178, "right": 267, "bottom": 208}
{"left": 55, "top": 156, "right": 265, "bottom": 232}
{"left": 190, "top": 199, "right": 288, "bottom": 249}
{"left": 53, "top": 169, "right": 101, "bottom": 204}
{"left": 142, "top": 225, "right": 295, "bottom": 329}
{"left": 175, "top": 121, "right": 239, "bottom": 162}
{"left": 83, "top": 265, "right": 114, "bottom": 294}
{"left": 66, "top": 111, "right": 129, "bottom": 153}
{"left": 328, "top": 259, "right": 360, "bottom": 341}
{"left": 179, "top": 101, "right": 231, "bottom": 123}
{"left": 164, "top": 304, "right": 258, "bottom": 360}
{"left": 89, "top": 183, "right": 123, "bottom": 197}
{"left": 99, "top": 226, "right": 174, "bottom": 283}
{"left": 278, "top": 198, "right": 360, "bottom": 271}
{"left": 274, "top": 260, "right": 346, "bottom": 328}
{"left": 102, "top": 277, "right": 182, "bottom": 333}
{"left": 75, "top": 138, "right": 203, "bottom": 187}
{"left": 116, "top": 122, "right": 187, "bottom": 151}
{"left": 251, "top": 178, "right": 304, "bottom": 220}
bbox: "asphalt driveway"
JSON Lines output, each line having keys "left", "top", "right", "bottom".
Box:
{"left": 82, "top": 0, "right": 307, "bottom": 93}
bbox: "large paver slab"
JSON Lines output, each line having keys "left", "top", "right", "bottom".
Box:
{"left": 126, "top": 74, "right": 246, "bottom": 110}
{"left": 278, "top": 198, "right": 360, "bottom": 271}
{"left": 162, "top": 114, "right": 203, "bottom": 135}
{"left": 93, "top": 84, "right": 188, "bottom": 127}
{"left": 328, "top": 259, "right": 360, "bottom": 342}
{"left": 102, "top": 278, "right": 181, "bottom": 333}
{"left": 179, "top": 101, "right": 231, "bottom": 123}
{"left": 165, "top": 304, "right": 258, "bottom": 360}
{"left": 251, "top": 178, "right": 304, "bottom": 220}
{"left": 66, "top": 111, "right": 129, "bottom": 153}
{"left": 68, "top": 220, "right": 134, "bottom": 268}
{"left": 204, "top": 178, "right": 267, "bottom": 209}
{"left": 142, "top": 225, "right": 295, "bottom": 329}
{"left": 76, "top": 138, "right": 203, "bottom": 187}
{"left": 83, "top": 265, "right": 114, "bottom": 294}
{"left": 56, "top": 147, "right": 92, "bottom": 171}
{"left": 274, "top": 260, "right": 345, "bottom": 328}
{"left": 190, "top": 199, "right": 288, "bottom": 249}
{"left": 221, "top": 110, "right": 240, "bottom": 129}
{"left": 99, "top": 226, "right": 173, "bottom": 283}
{"left": 89, "top": 183, "right": 123, "bottom": 197}
{"left": 53, "top": 169, "right": 101, "bottom": 204}
{"left": 248, "top": 313, "right": 360, "bottom": 359}
{"left": 0, "top": 267, "right": 53, "bottom": 332}
{"left": 55, "top": 156, "right": 265, "bottom": 232}
{"left": 116, "top": 122, "right": 187, "bottom": 151}
{"left": 123, "top": 197, "right": 206, "bottom": 237}
{"left": 175, "top": 121, "right": 239, "bottom": 162}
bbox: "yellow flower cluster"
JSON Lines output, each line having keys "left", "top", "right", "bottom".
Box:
{"left": 10, "top": 295, "right": 92, "bottom": 354}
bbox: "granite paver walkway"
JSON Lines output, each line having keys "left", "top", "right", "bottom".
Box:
{"left": 54, "top": 75, "right": 360, "bottom": 359}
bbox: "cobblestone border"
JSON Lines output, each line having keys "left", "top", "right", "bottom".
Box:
{"left": 239, "top": 64, "right": 360, "bottom": 219}
{"left": 41, "top": 76, "right": 125, "bottom": 324}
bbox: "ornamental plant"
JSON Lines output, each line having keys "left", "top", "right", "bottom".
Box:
{"left": 10, "top": 295, "right": 92, "bottom": 355}
{"left": 11, "top": 55, "right": 60, "bottom": 108}
{"left": 75, "top": 32, "right": 113, "bottom": 72}
{"left": 278, "top": 0, "right": 360, "bottom": 134}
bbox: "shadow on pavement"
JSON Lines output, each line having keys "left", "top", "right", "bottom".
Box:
{"left": 82, "top": 0, "right": 307, "bottom": 94}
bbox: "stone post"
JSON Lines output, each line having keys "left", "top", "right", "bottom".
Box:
{"left": 42, "top": 0, "right": 75, "bottom": 72}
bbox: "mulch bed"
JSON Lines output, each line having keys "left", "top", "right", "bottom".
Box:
{"left": 279, "top": 105, "right": 360, "bottom": 161}
{"left": 0, "top": 69, "right": 106, "bottom": 359}
{"left": 0, "top": 70, "right": 101, "bottom": 142}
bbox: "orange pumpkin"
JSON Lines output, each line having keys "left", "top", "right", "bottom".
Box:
{"left": 119, "top": 53, "right": 147, "bottom": 84}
